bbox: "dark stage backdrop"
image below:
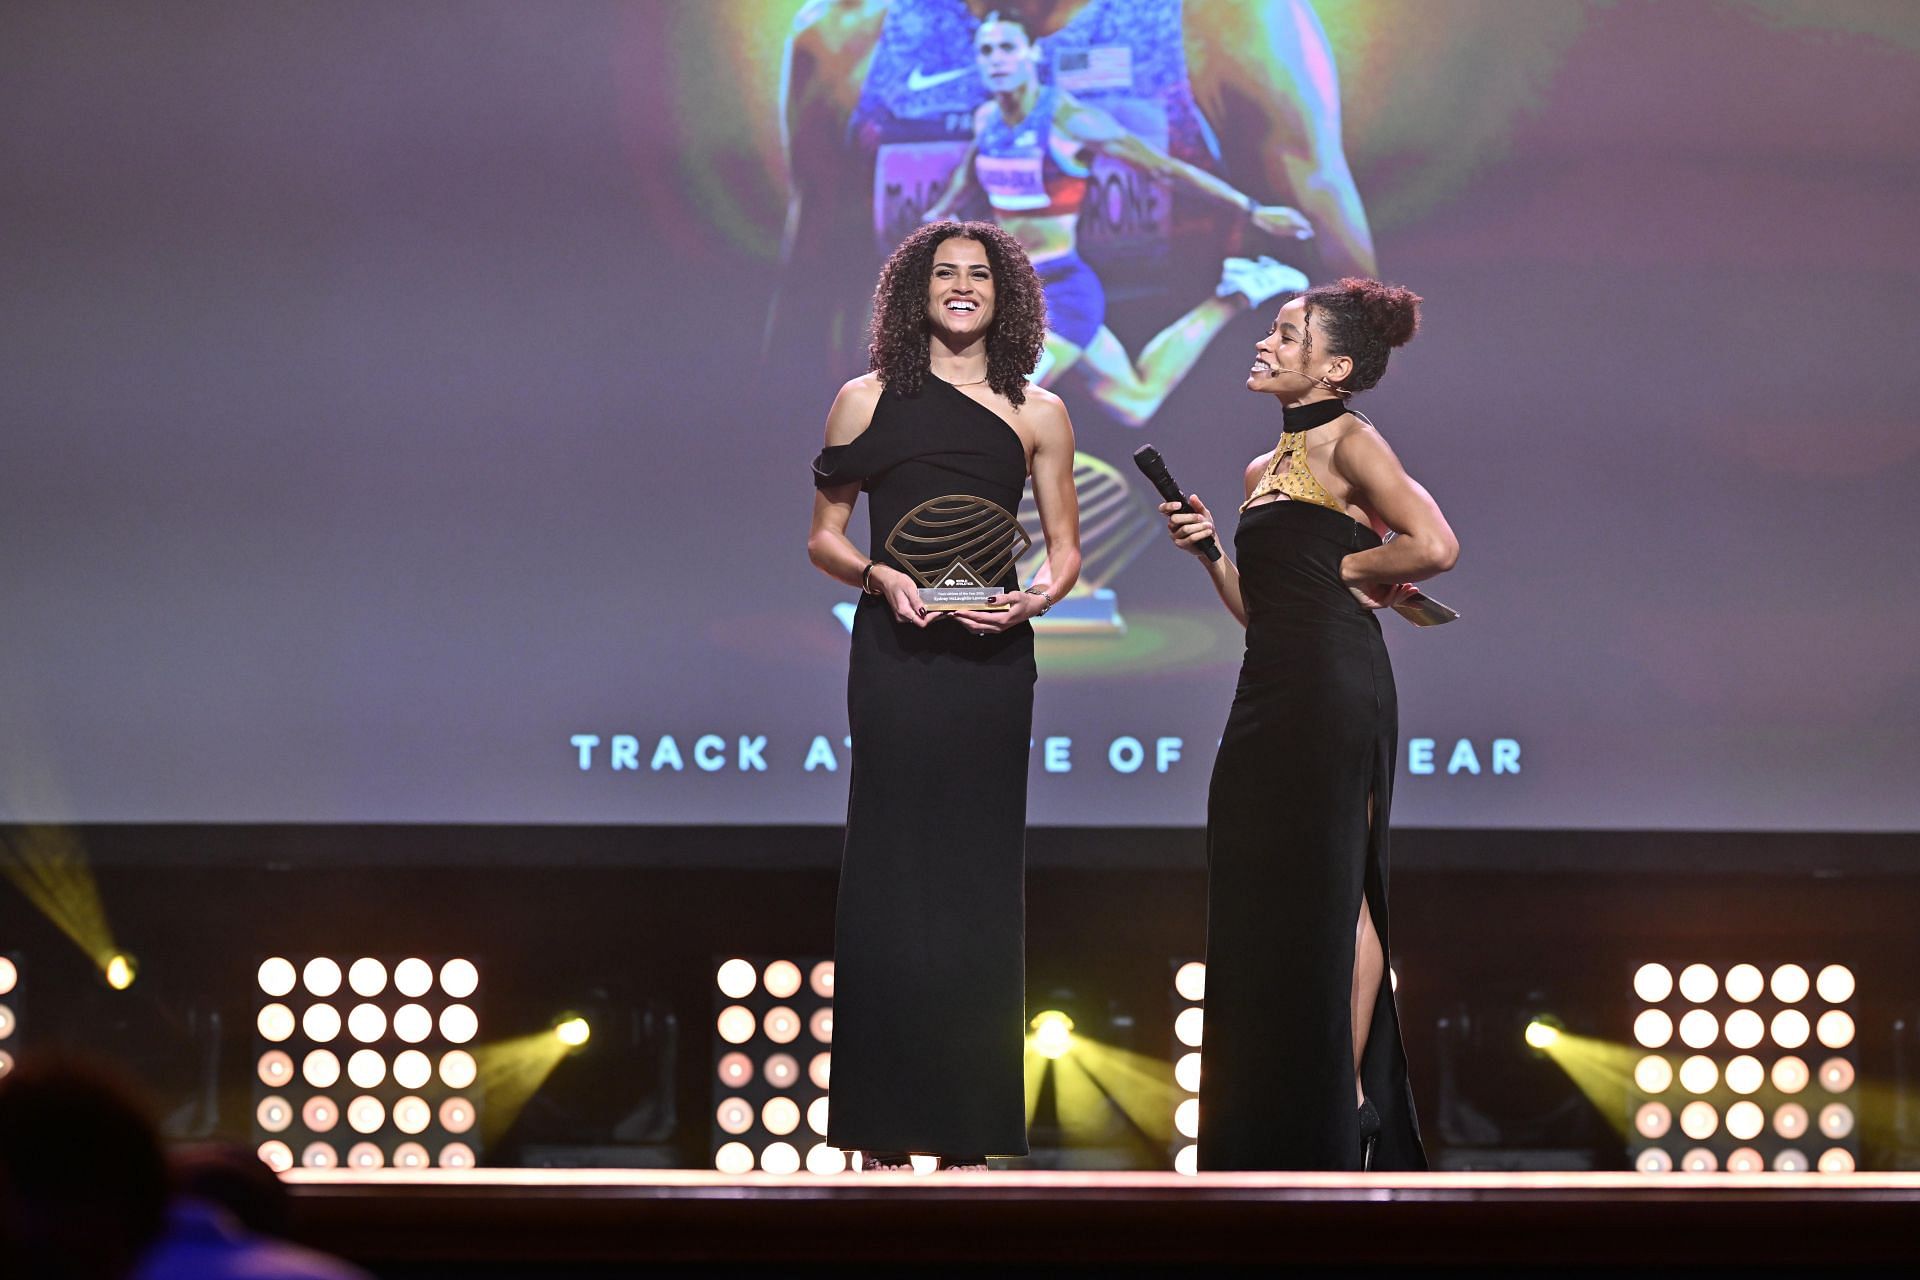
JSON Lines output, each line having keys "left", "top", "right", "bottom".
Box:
{"left": 3, "top": 1, "right": 1917, "bottom": 831}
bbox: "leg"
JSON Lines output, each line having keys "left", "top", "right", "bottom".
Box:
{"left": 1350, "top": 892, "right": 1383, "bottom": 1106}
{"left": 1073, "top": 304, "right": 1238, "bottom": 427}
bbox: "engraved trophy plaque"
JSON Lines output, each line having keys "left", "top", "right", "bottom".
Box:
{"left": 884, "top": 495, "right": 1032, "bottom": 612}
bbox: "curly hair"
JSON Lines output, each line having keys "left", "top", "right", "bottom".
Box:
{"left": 868, "top": 220, "right": 1048, "bottom": 407}
{"left": 1299, "top": 277, "right": 1423, "bottom": 396}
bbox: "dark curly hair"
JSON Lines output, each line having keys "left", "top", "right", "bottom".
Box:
{"left": 868, "top": 220, "right": 1048, "bottom": 407}
{"left": 1299, "top": 277, "right": 1423, "bottom": 396}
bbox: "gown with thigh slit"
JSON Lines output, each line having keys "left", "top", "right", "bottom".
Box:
{"left": 810, "top": 375, "right": 1035, "bottom": 1158}
{"left": 1197, "top": 397, "right": 1427, "bottom": 1172}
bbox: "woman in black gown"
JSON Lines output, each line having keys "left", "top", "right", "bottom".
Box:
{"left": 1162, "top": 279, "right": 1457, "bottom": 1171}
{"left": 807, "top": 221, "right": 1081, "bottom": 1170}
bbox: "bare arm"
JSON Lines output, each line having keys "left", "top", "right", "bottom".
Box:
{"left": 1159, "top": 454, "right": 1270, "bottom": 628}
{"left": 807, "top": 376, "right": 939, "bottom": 627}
{"left": 922, "top": 109, "right": 987, "bottom": 222}
{"left": 950, "top": 389, "right": 1081, "bottom": 633}
{"left": 1330, "top": 429, "right": 1459, "bottom": 590}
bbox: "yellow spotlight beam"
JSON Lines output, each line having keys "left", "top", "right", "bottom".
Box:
{"left": 1538, "top": 1030, "right": 1646, "bottom": 1138}
{"left": 0, "top": 824, "right": 121, "bottom": 974}
{"left": 1022, "top": 1033, "right": 1184, "bottom": 1147}
{"left": 472, "top": 1031, "right": 573, "bottom": 1145}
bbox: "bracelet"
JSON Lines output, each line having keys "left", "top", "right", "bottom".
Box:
{"left": 861, "top": 562, "right": 880, "bottom": 595}
{"left": 1023, "top": 587, "right": 1053, "bottom": 616}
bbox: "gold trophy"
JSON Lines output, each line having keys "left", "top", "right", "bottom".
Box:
{"left": 885, "top": 495, "right": 1032, "bottom": 612}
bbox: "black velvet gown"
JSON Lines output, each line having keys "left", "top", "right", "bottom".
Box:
{"left": 811, "top": 376, "right": 1035, "bottom": 1158}
{"left": 1197, "top": 398, "right": 1427, "bottom": 1172}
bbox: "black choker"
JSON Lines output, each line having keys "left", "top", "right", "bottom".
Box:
{"left": 1281, "top": 398, "right": 1350, "bottom": 431}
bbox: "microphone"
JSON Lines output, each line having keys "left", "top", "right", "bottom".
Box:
{"left": 1132, "top": 444, "right": 1221, "bottom": 563}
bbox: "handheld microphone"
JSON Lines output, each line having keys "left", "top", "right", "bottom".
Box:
{"left": 1132, "top": 444, "right": 1221, "bottom": 563}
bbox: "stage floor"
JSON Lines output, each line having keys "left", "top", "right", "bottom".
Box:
{"left": 286, "top": 1169, "right": 1920, "bottom": 1272}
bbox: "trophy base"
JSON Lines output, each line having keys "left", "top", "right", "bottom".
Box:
{"left": 919, "top": 588, "right": 1009, "bottom": 612}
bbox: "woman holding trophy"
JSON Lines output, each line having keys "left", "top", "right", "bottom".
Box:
{"left": 807, "top": 220, "right": 1081, "bottom": 1170}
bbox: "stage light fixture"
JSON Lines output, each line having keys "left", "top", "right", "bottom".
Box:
{"left": 709, "top": 956, "right": 839, "bottom": 1176}
{"left": 1727, "top": 1146, "right": 1763, "bottom": 1172}
{"left": 393, "top": 1050, "right": 432, "bottom": 1090}
{"left": 393, "top": 1003, "right": 432, "bottom": 1043}
{"left": 394, "top": 958, "right": 433, "bottom": 998}
{"left": 302, "top": 1003, "right": 341, "bottom": 1043}
{"left": 1818, "top": 1103, "right": 1854, "bottom": 1140}
{"left": 346, "top": 1050, "right": 386, "bottom": 1089}
{"left": 1819, "top": 1058, "right": 1854, "bottom": 1092}
{"left": 253, "top": 954, "right": 487, "bottom": 1172}
{"left": 716, "top": 958, "right": 757, "bottom": 999}
{"left": 348, "top": 1003, "right": 387, "bottom": 1043}
{"left": 1678, "top": 1009, "right": 1718, "bottom": 1049}
{"left": 1770, "top": 964, "right": 1809, "bottom": 1004}
{"left": 554, "top": 1015, "right": 591, "bottom": 1048}
{"left": 1816, "top": 1010, "right": 1854, "bottom": 1050}
{"left": 258, "top": 1141, "right": 293, "bottom": 1173}
{"left": 1524, "top": 1020, "right": 1560, "bottom": 1050}
{"left": 1174, "top": 1006, "right": 1204, "bottom": 1048}
{"left": 439, "top": 1049, "right": 477, "bottom": 1089}
{"left": 716, "top": 1005, "right": 756, "bottom": 1045}
{"left": 1679, "top": 1100, "right": 1718, "bottom": 1140}
{"left": 763, "top": 961, "right": 802, "bottom": 1000}
{"left": 105, "top": 952, "right": 137, "bottom": 991}
{"left": 1771, "top": 1055, "right": 1809, "bottom": 1093}
{"left": 1772, "top": 1148, "right": 1808, "bottom": 1172}
{"left": 258, "top": 1003, "right": 295, "bottom": 1042}
{"left": 1633, "top": 1009, "right": 1672, "bottom": 1049}
{"left": 258, "top": 958, "right": 296, "bottom": 997}
{"left": 1724, "top": 1009, "right": 1764, "bottom": 1050}
{"left": 1174, "top": 961, "right": 1207, "bottom": 1002}
{"left": 302, "top": 958, "right": 341, "bottom": 998}
{"left": 1174, "top": 1144, "right": 1198, "bottom": 1176}
{"left": 1773, "top": 1102, "right": 1808, "bottom": 1139}
{"left": 1632, "top": 963, "right": 1673, "bottom": 1003}
{"left": 764, "top": 1006, "right": 801, "bottom": 1045}
{"left": 1681, "top": 1147, "right": 1718, "bottom": 1173}
{"left": 1634, "top": 1147, "right": 1672, "bottom": 1173}
{"left": 1635, "top": 1102, "right": 1671, "bottom": 1139}
{"left": 1815, "top": 964, "right": 1854, "bottom": 1004}
{"left": 1677, "top": 1055, "right": 1718, "bottom": 1094}
{"left": 1818, "top": 1148, "right": 1855, "bottom": 1173}
{"left": 1678, "top": 964, "right": 1718, "bottom": 1003}
{"left": 439, "top": 959, "right": 478, "bottom": 1000}
{"left": 1030, "top": 1010, "right": 1075, "bottom": 1060}
{"left": 1174, "top": 1097, "right": 1199, "bottom": 1140}
{"left": 1724, "top": 964, "right": 1763, "bottom": 1003}
{"left": 348, "top": 958, "right": 387, "bottom": 997}
{"left": 1176, "top": 1051, "right": 1203, "bottom": 1094}
{"left": 438, "top": 1004, "right": 478, "bottom": 1044}
{"left": 1725, "top": 1100, "right": 1764, "bottom": 1141}
{"left": 1724, "top": 1055, "right": 1763, "bottom": 1095}
{"left": 1770, "top": 1009, "right": 1810, "bottom": 1050}
{"left": 257, "top": 1096, "right": 291, "bottom": 1133}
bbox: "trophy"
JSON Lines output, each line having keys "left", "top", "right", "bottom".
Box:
{"left": 884, "top": 495, "right": 1032, "bottom": 612}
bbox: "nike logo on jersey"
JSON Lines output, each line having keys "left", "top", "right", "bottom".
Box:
{"left": 906, "top": 65, "right": 972, "bottom": 93}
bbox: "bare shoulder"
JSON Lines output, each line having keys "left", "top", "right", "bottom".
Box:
{"left": 1244, "top": 450, "right": 1274, "bottom": 496}
{"left": 823, "top": 373, "right": 885, "bottom": 445}
{"left": 1333, "top": 419, "right": 1402, "bottom": 471}
{"left": 1017, "top": 384, "right": 1074, "bottom": 450}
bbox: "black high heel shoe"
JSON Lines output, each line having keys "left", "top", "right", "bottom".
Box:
{"left": 1357, "top": 1099, "right": 1382, "bottom": 1171}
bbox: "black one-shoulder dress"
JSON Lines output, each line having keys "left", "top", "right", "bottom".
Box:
{"left": 1198, "top": 404, "right": 1427, "bottom": 1172}
{"left": 811, "top": 376, "right": 1035, "bottom": 1158}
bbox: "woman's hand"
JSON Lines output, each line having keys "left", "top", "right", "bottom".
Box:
{"left": 950, "top": 589, "right": 1047, "bottom": 635}
{"left": 1347, "top": 580, "right": 1417, "bottom": 611}
{"left": 1159, "top": 495, "right": 1219, "bottom": 559}
{"left": 869, "top": 563, "right": 938, "bottom": 627}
